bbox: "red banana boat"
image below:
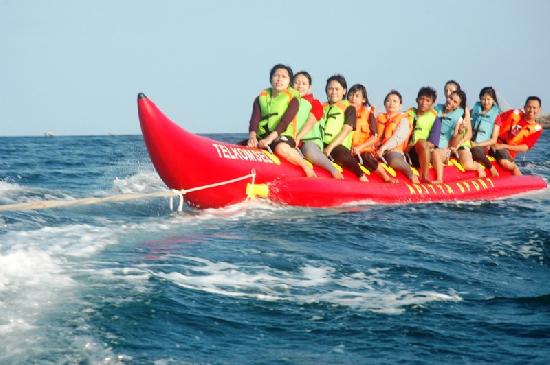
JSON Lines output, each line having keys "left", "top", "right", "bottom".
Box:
{"left": 138, "top": 93, "right": 547, "bottom": 208}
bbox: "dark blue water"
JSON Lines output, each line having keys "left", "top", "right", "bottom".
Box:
{"left": 1, "top": 134, "right": 549, "bottom": 364}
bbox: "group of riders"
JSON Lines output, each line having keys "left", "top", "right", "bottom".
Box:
{"left": 245, "top": 64, "right": 544, "bottom": 184}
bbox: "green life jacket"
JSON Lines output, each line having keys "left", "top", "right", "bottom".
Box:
{"left": 471, "top": 102, "right": 501, "bottom": 143}
{"left": 435, "top": 104, "right": 464, "bottom": 148}
{"left": 321, "top": 100, "right": 352, "bottom": 149}
{"left": 257, "top": 87, "right": 300, "bottom": 138}
{"left": 407, "top": 107, "right": 437, "bottom": 145}
{"left": 296, "top": 98, "right": 323, "bottom": 149}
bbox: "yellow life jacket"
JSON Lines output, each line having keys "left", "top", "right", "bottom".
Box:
{"left": 257, "top": 87, "right": 299, "bottom": 138}
{"left": 321, "top": 100, "right": 352, "bottom": 148}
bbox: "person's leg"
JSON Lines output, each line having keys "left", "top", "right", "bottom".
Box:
{"left": 415, "top": 140, "right": 431, "bottom": 182}
{"left": 457, "top": 147, "right": 486, "bottom": 177}
{"left": 385, "top": 151, "right": 419, "bottom": 184}
{"left": 432, "top": 148, "right": 446, "bottom": 184}
{"left": 360, "top": 152, "right": 396, "bottom": 183}
{"left": 331, "top": 145, "right": 367, "bottom": 181}
{"left": 301, "top": 142, "right": 342, "bottom": 179}
{"left": 471, "top": 146, "right": 497, "bottom": 177}
{"left": 273, "top": 139, "right": 316, "bottom": 177}
{"left": 494, "top": 149, "right": 521, "bottom": 176}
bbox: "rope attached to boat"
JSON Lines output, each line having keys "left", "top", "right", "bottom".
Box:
{"left": 169, "top": 170, "right": 257, "bottom": 212}
{"left": 0, "top": 171, "right": 257, "bottom": 213}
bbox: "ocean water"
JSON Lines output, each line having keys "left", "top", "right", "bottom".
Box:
{"left": 0, "top": 133, "right": 549, "bottom": 365}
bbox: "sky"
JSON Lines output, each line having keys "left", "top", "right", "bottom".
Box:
{"left": 2, "top": 0, "right": 550, "bottom": 136}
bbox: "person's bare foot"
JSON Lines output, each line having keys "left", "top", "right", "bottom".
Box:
{"left": 359, "top": 175, "right": 369, "bottom": 182}
{"left": 512, "top": 165, "right": 522, "bottom": 176}
{"left": 477, "top": 167, "right": 486, "bottom": 178}
{"left": 489, "top": 166, "right": 499, "bottom": 177}
{"left": 384, "top": 176, "right": 398, "bottom": 183}
{"left": 412, "top": 175, "right": 420, "bottom": 184}
{"left": 304, "top": 166, "right": 317, "bottom": 178}
{"left": 332, "top": 170, "right": 344, "bottom": 179}
{"left": 432, "top": 179, "right": 443, "bottom": 184}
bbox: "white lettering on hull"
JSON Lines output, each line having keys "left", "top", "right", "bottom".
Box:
{"left": 212, "top": 143, "right": 274, "bottom": 164}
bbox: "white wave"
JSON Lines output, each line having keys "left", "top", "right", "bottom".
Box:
{"left": 91, "top": 267, "right": 152, "bottom": 295}
{"left": 0, "top": 180, "right": 77, "bottom": 207}
{"left": 0, "top": 248, "right": 76, "bottom": 363}
{"left": 156, "top": 257, "right": 462, "bottom": 315}
{"left": 0, "top": 180, "right": 23, "bottom": 193}
{"left": 0, "top": 224, "right": 121, "bottom": 361}
{"left": 0, "top": 180, "right": 25, "bottom": 204}
{"left": 111, "top": 170, "right": 166, "bottom": 194}
{"left": 5, "top": 224, "right": 118, "bottom": 257}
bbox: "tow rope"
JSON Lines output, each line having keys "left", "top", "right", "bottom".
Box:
{"left": 0, "top": 171, "right": 257, "bottom": 213}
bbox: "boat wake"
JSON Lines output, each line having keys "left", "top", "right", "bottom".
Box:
{"left": 154, "top": 256, "right": 461, "bottom": 315}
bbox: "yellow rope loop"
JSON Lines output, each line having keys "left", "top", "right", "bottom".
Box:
{"left": 246, "top": 169, "right": 257, "bottom": 201}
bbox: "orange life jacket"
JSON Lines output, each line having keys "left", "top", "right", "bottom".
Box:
{"left": 377, "top": 112, "right": 411, "bottom": 152}
{"left": 497, "top": 109, "right": 542, "bottom": 158}
{"left": 352, "top": 105, "right": 376, "bottom": 149}
{"left": 497, "top": 109, "right": 521, "bottom": 143}
{"left": 498, "top": 109, "right": 542, "bottom": 158}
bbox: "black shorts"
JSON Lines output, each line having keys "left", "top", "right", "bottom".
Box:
{"left": 270, "top": 135, "right": 296, "bottom": 150}
{"left": 407, "top": 147, "right": 420, "bottom": 168}
{"left": 492, "top": 148, "right": 512, "bottom": 161}
{"left": 239, "top": 135, "right": 296, "bottom": 150}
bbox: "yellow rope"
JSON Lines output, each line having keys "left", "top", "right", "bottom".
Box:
{"left": 0, "top": 172, "right": 256, "bottom": 213}
{"left": 0, "top": 191, "right": 173, "bottom": 212}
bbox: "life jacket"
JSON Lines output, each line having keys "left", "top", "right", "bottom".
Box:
{"left": 257, "top": 87, "right": 300, "bottom": 139}
{"left": 407, "top": 107, "right": 437, "bottom": 145}
{"left": 498, "top": 109, "right": 543, "bottom": 158}
{"left": 497, "top": 109, "right": 522, "bottom": 142}
{"left": 435, "top": 104, "right": 464, "bottom": 148}
{"left": 296, "top": 97, "right": 323, "bottom": 149}
{"left": 321, "top": 100, "right": 353, "bottom": 148}
{"left": 351, "top": 105, "right": 376, "bottom": 150}
{"left": 377, "top": 112, "right": 411, "bottom": 152}
{"left": 470, "top": 102, "right": 500, "bottom": 143}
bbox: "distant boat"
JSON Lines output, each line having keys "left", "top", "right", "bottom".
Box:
{"left": 44, "top": 131, "right": 55, "bottom": 137}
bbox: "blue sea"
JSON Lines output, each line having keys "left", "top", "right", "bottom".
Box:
{"left": 1, "top": 133, "right": 549, "bottom": 365}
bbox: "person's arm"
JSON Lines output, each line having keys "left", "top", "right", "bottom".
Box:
{"left": 247, "top": 97, "right": 261, "bottom": 147}
{"left": 494, "top": 129, "right": 542, "bottom": 151}
{"left": 377, "top": 117, "right": 410, "bottom": 155}
{"left": 472, "top": 124, "right": 500, "bottom": 148}
{"left": 353, "top": 135, "right": 378, "bottom": 155}
{"left": 493, "top": 143, "right": 529, "bottom": 153}
{"left": 452, "top": 117, "right": 464, "bottom": 137}
{"left": 428, "top": 117, "right": 442, "bottom": 147}
{"left": 324, "top": 125, "right": 353, "bottom": 156}
{"left": 450, "top": 118, "right": 468, "bottom": 149}
{"left": 324, "top": 106, "right": 355, "bottom": 155}
{"left": 352, "top": 112, "right": 379, "bottom": 154}
{"left": 369, "top": 112, "right": 377, "bottom": 137}
{"left": 462, "top": 114, "right": 473, "bottom": 142}
{"left": 274, "top": 97, "right": 299, "bottom": 135}
{"left": 258, "top": 97, "right": 299, "bottom": 147}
